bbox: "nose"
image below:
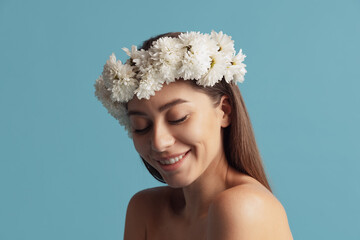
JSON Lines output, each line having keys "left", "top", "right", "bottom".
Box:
{"left": 150, "top": 122, "right": 175, "bottom": 152}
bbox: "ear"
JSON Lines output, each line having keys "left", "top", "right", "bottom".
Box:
{"left": 218, "top": 95, "right": 231, "bottom": 128}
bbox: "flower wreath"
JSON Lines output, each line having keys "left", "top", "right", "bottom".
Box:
{"left": 94, "top": 30, "right": 247, "bottom": 137}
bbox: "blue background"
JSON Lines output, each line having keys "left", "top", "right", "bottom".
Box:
{"left": 1, "top": 0, "right": 359, "bottom": 239}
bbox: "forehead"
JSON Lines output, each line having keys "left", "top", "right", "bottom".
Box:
{"left": 127, "top": 80, "right": 208, "bottom": 111}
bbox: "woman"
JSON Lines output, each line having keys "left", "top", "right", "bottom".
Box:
{"left": 94, "top": 31, "right": 293, "bottom": 239}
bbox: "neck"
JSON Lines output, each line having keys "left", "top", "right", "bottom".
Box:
{"left": 180, "top": 151, "right": 229, "bottom": 221}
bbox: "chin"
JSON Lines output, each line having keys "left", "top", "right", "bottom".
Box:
{"left": 163, "top": 175, "right": 196, "bottom": 188}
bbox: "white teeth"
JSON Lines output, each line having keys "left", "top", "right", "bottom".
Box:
{"left": 159, "top": 153, "right": 185, "bottom": 165}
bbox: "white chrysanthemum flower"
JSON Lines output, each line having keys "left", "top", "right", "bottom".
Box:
{"left": 110, "top": 63, "right": 137, "bottom": 102}
{"left": 210, "top": 31, "right": 235, "bottom": 59}
{"left": 94, "top": 76, "right": 132, "bottom": 134}
{"left": 102, "top": 53, "right": 120, "bottom": 88}
{"left": 149, "top": 37, "right": 184, "bottom": 83}
{"left": 198, "top": 51, "right": 229, "bottom": 86}
{"left": 123, "top": 46, "right": 151, "bottom": 73}
{"left": 224, "top": 49, "right": 247, "bottom": 83}
{"left": 122, "top": 45, "right": 136, "bottom": 57}
{"left": 177, "top": 32, "right": 217, "bottom": 80}
{"left": 102, "top": 56, "right": 138, "bottom": 102}
{"left": 110, "top": 76, "right": 138, "bottom": 102}
{"left": 134, "top": 70, "right": 164, "bottom": 100}
{"left": 150, "top": 37, "right": 183, "bottom": 64}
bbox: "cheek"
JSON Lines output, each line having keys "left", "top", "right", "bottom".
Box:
{"left": 175, "top": 113, "right": 219, "bottom": 144}
{"left": 132, "top": 137, "right": 148, "bottom": 158}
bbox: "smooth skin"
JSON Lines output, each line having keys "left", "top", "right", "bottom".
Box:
{"left": 124, "top": 80, "right": 293, "bottom": 240}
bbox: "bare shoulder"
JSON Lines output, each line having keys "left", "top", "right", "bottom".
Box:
{"left": 124, "top": 186, "right": 171, "bottom": 240}
{"left": 207, "top": 176, "right": 293, "bottom": 240}
{"left": 129, "top": 186, "right": 170, "bottom": 206}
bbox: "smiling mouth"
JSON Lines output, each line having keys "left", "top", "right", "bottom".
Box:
{"left": 158, "top": 151, "right": 189, "bottom": 165}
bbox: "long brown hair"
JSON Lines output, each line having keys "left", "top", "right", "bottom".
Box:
{"left": 135, "top": 32, "right": 272, "bottom": 192}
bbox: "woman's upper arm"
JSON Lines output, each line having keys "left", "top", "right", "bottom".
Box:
{"left": 207, "top": 186, "right": 293, "bottom": 240}
{"left": 124, "top": 191, "right": 148, "bottom": 240}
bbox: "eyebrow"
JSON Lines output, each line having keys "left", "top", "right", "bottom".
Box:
{"left": 127, "top": 99, "right": 188, "bottom": 116}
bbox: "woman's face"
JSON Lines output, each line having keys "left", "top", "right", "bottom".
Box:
{"left": 127, "top": 80, "right": 230, "bottom": 187}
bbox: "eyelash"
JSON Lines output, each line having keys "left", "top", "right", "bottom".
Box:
{"left": 133, "top": 115, "right": 189, "bottom": 134}
{"left": 133, "top": 127, "right": 150, "bottom": 134}
{"left": 169, "top": 115, "right": 188, "bottom": 124}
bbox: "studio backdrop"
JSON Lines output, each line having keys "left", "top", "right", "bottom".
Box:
{"left": 0, "top": 0, "right": 359, "bottom": 239}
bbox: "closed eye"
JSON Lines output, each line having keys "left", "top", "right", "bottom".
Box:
{"left": 169, "top": 115, "right": 189, "bottom": 124}
{"left": 133, "top": 115, "right": 189, "bottom": 134}
{"left": 133, "top": 125, "right": 151, "bottom": 134}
